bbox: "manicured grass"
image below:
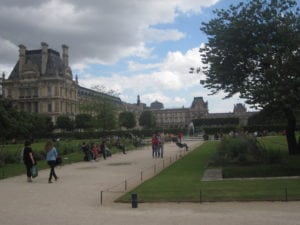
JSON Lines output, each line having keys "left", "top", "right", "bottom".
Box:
{"left": 117, "top": 140, "right": 300, "bottom": 203}
{"left": 223, "top": 135, "right": 300, "bottom": 178}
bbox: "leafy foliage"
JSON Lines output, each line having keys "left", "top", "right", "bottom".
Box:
{"left": 119, "top": 111, "right": 136, "bottom": 129}
{"left": 139, "top": 110, "right": 156, "bottom": 129}
{"left": 200, "top": 0, "right": 300, "bottom": 154}
{"left": 75, "top": 114, "right": 93, "bottom": 130}
{"left": 0, "top": 99, "right": 53, "bottom": 140}
{"left": 248, "top": 104, "right": 300, "bottom": 125}
{"left": 211, "top": 135, "right": 283, "bottom": 166}
{"left": 79, "top": 98, "right": 118, "bottom": 131}
{"left": 56, "top": 115, "right": 74, "bottom": 131}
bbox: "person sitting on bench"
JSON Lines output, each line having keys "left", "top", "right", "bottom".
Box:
{"left": 176, "top": 142, "right": 189, "bottom": 151}
{"left": 115, "top": 138, "right": 126, "bottom": 154}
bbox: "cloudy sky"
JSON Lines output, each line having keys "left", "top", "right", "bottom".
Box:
{"left": 0, "top": 0, "right": 272, "bottom": 112}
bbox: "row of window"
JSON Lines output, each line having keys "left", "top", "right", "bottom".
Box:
{"left": 19, "top": 101, "right": 77, "bottom": 114}
{"left": 19, "top": 102, "right": 39, "bottom": 113}
{"left": 18, "top": 86, "right": 77, "bottom": 99}
{"left": 155, "top": 113, "right": 188, "bottom": 118}
{"left": 156, "top": 118, "right": 187, "bottom": 123}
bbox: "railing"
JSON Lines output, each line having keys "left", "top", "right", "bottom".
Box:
{"left": 99, "top": 148, "right": 189, "bottom": 206}
{"left": 109, "top": 187, "right": 300, "bottom": 205}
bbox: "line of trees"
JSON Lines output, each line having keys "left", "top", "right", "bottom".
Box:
{"left": 0, "top": 97, "right": 158, "bottom": 142}
{"left": 57, "top": 110, "right": 157, "bottom": 131}
{"left": 0, "top": 99, "right": 54, "bottom": 141}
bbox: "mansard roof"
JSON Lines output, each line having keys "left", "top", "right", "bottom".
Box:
{"left": 8, "top": 48, "right": 71, "bottom": 80}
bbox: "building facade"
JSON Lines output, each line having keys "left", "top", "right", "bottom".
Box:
{"left": 146, "top": 97, "right": 254, "bottom": 129}
{"left": 2, "top": 43, "right": 121, "bottom": 123}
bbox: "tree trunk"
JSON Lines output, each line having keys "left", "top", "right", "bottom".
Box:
{"left": 283, "top": 107, "right": 298, "bottom": 155}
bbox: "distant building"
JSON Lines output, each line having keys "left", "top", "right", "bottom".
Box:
{"left": 150, "top": 100, "right": 164, "bottom": 110}
{"left": 136, "top": 96, "right": 255, "bottom": 129}
{"left": 149, "top": 97, "right": 207, "bottom": 129}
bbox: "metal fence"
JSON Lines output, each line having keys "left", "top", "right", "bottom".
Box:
{"left": 99, "top": 148, "right": 189, "bottom": 206}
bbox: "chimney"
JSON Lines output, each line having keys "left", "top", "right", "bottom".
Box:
{"left": 62, "top": 44, "right": 69, "bottom": 67}
{"left": 18, "top": 44, "right": 26, "bottom": 75}
{"left": 41, "top": 42, "right": 48, "bottom": 74}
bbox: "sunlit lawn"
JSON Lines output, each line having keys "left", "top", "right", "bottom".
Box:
{"left": 118, "top": 138, "right": 300, "bottom": 203}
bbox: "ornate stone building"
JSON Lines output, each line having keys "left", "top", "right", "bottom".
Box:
{"left": 2, "top": 43, "right": 121, "bottom": 123}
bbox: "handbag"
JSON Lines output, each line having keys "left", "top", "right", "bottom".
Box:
{"left": 55, "top": 156, "right": 62, "bottom": 165}
{"left": 31, "top": 165, "right": 38, "bottom": 178}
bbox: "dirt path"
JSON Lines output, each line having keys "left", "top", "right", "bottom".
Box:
{"left": 1, "top": 140, "right": 300, "bottom": 225}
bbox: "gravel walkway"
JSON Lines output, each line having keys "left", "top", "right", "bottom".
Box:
{"left": 1, "top": 140, "right": 299, "bottom": 225}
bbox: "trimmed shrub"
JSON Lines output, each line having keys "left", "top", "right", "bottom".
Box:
{"left": 210, "top": 135, "right": 283, "bottom": 166}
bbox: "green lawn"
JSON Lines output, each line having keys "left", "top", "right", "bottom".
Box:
{"left": 223, "top": 135, "right": 300, "bottom": 178}
{"left": 117, "top": 140, "right": 300, "bottom": 203}
{"left": 0, "top": 138, "right": 138, "bottom": 179}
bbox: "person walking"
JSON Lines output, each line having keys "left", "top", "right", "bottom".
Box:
{"left": 100, "top": 140, "right": 107, "bottom": 160}
{"left": 158, "top": 132, "right": 165, "bottom": 158}
{"left": 23, "top": 140, "right": 35, "bottom": 182}
{"left": 151, "top": 134, "right": 159, "bottom": 158}
{"left": 45, "top": 140, "right": 59, "bottom": 183}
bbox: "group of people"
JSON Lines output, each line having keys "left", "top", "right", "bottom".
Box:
{"left": 151, "top": 133, "right": 165, "bottom": 158}
{"left": 22, "top": 140, "right": 59, "bottom": 183}
{"left": 81, "top": 137, "right": 127, "bottom": 162}
{"left": 81, "top": 140, "right": 112, "bottom": 161}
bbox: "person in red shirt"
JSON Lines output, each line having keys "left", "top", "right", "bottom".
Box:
{"left": 151, "top": 134, "right": 159, "bottom": 158}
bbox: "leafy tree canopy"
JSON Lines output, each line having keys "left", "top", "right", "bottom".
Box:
{"left": 119, "top": 111, "right": 136, "bottom": 129}
{"left": 56, "top": 115, "right": 74, "bottom": 131}
{"left": 139, "top": 110, "right": 156, "bottom": 129}
{"left": 75, "top": 114, "right": 92, "bottom": 129}
{"left": 200, "top": 0, "right": 300, "bottom": 154}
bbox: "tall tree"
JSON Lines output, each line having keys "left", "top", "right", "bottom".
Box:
{"left": 200, "top": 0, "right": 300, "bottom": 154}
{"left": 119, "top": 111, "right": 136, "bottom": 129}
{"left": 75, "top": 114, "right": 92, "bottom": 130}
{"left": 56, "top": 115, "right": 74, "bottom": 131}
{"left": 139, "top": 110, "right": 156, "bottom": 129}
{"left": 79, "top": 85, "right": 120, "bottom": 131}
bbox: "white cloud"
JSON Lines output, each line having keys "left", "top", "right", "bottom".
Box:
{"left": 79, "top": 46, "right": 204, "bottom": 91}
{"left": 77, "top": 46, "right": 208, "bottom": 108}
{"left": 143, "top": 28, "right": 186, "bottom": 42}
{"left": 127, "top": 61, "right": 161, "bottom": 71}
{"left": 0, "top": 37, "right": 18, "bottom": 65}
{"left": 0, "top": 0, "right": 219, "bottom": 66}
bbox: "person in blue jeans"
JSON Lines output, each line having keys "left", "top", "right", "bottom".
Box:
{"left": 45, "top": 140, "right": 58, "bottom": 183}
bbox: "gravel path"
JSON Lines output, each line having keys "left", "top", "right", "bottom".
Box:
{"left": 1, "top": 140, "right": 299, "bottom": 225}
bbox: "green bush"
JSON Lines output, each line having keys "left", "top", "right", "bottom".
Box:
{"left": 211, "top": 135, "right": 283, "bottom": 166}
{"left": 0, "top": 149, "right": 19, "bottom": 164}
